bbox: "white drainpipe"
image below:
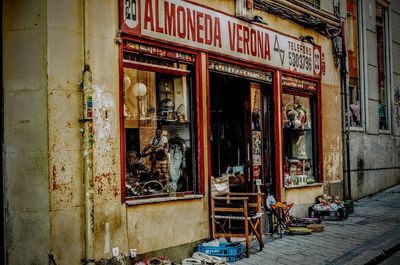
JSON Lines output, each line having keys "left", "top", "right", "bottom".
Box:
{"left": 81, "top": 0, "right": 94, "bottom": 263}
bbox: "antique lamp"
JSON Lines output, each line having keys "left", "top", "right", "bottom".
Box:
{"left": 133, "top": 82, "right": 147, "bottom": 119}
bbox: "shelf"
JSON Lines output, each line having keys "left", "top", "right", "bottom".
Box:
{"left": 284, "top": 182, "right": 323, "bottom": 189}
{"left": 160, "top": 90, "right": 173, "bottom": 94}
{"left": 288, "top": 158, "right": 310, "bottom": 161}
{"left": 283, "top": 127, "right": 312, "bottom": 132}
{"left": 159, "top": 119, "right": 190, "bottom": 125}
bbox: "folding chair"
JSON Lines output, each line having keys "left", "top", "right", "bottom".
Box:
{"left": 270, "top": 202, "right": 293, "bottom": 238}
{"left": 211, "top": 192, "right": 264, "bottom": 258}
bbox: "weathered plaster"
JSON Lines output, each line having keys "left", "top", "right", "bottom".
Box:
{"left": 50, "top": 207, "right": 85, "bottom": 265}
{"left": 321, "top": 82, "right": 343, "bottom": 183}
{"left": 92, "top": 85, "right": 120, "bottom": 202}
{"left": 324, "top": 150, "right": 342, "bottom": 182}
{"left": 45, "top": 0, "right": 86, "bottom": 264}
{"left": 49, "top": 150, "right": 83, "bottom": 209}
{"left": 350, "top": 133, "right": 400, "bottom": 199}
{"left": 93, "top": 85, "right": 118, "bottom": 153}
{"left": 4, "top": 0, "right": 50, "bottom": 264}
{"left": 194, "top": 0, "right": 234, "bottom": 14}
{"left": 48, "top": 90, "right": 82, "bottom": 153}
{"left": 285, "top": 186, "right": 323, "bottom": 217}
{"left": 93, "top": 202, "right": 128, "bottom": 259}
{"left": 126, "top": 199, "right": 209, "bottom": 254}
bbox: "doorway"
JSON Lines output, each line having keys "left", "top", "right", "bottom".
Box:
{"left": 209, "top": 72, "right": 274, "bottom": 193}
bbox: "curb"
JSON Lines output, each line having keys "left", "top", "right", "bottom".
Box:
{"left": 365, "top": 242, "right": 400, "bottom": 265}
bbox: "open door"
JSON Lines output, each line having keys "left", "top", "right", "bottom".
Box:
{"left": 210, "top": 73, "right": 273, "bottom": 193}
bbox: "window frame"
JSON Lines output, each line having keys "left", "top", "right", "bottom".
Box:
{"left": 376, "top": 2, "right": 391, "bottom": 133}
{"left": 120, "top": 40, "right": 201, "bottom": 201}
{"left": 347, "top": 0, "right": 364, "bottom": 130}
{"left": 281, "top": 76, "right": 321, "bottom": 188}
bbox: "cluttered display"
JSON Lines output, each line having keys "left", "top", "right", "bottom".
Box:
{"left": 123, "top": 66, "right": 193, "bottom": 198}
{"left": 282, "top": 93, "right": 316, "bottom": 187}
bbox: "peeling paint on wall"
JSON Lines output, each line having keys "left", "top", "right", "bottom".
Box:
{"left": 329, "top": 135, "right": 340, "bottom": 148}
{"left": 323, "top": 134, "right": 341, "bottom": 182}
{"left": 93, "top": 85, "right": 116, "bottom": 152}
{"left": 50, "top": 159, "right": 74, "bottom": 207}
{"left": 324, "top": 151, "right": 341, "bottom": 182}
{"left": 92, "top": 85, "right": 120, "bottom": 201}
{"left": 94, "top": 172, "right": 118, "bottom": 197}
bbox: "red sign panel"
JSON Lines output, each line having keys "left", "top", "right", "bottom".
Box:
{"left": 121, "top": 0, "right": 321, "bottom": 78}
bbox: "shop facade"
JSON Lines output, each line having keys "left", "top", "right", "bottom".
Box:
{"left": 3, "top": 0, "right": 344, "bottom": 264}
{"left": 119, "top": 0, "right": 341, "bottom": 253}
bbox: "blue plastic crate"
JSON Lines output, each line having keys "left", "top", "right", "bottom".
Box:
{"left": 197, "top": 242, "right": 244, "bottom": 262}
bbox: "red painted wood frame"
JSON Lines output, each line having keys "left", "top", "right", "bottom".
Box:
{"left": 204, "top": 57, "right": 322, "bottom": 201}
{"left": 279, "top": 71, "right": 323, "bottom": 191}
{"left": 118, "top": 1, "right": 323, "bottom": 202}
{"left": 119, "top": 35, "right": 205, "bottom": 202}
{"left": 274, "top": 71, "right": 282, "bottom": 200}
{"left": 206, "top": 54, "right": 278, "bottom": 194}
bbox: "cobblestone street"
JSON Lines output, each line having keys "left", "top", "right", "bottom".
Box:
{"left": 234, "top": 185, "right": 400, "bottom": 265}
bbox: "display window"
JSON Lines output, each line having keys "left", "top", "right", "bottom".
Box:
{"left": 282, "top": 76, "right": 318, "bottom": 187}
{"left": 122, "top": 41, "right": 197, "bottom": 199}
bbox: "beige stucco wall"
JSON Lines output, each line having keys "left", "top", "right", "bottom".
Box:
{"left": 46, "top": 0, "right": 211, "bottom": 261}
{"left": 47, "top": 0, "right": 85, "bottom": 264}
{"left": 3, "top": 0, "right": 51, "bottom": 264}
{"left": 127, "top": 199, "right": 209, "bottom": 254}
{"left": 47, "top": 0, "right": 129, "bottom": 262}
{"left": 320, "top": 39, "right": 343, "bottom": 186}
{"left": 285, "top": 186, "right": 323, "bottom": 217}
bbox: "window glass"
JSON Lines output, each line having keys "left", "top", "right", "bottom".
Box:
{"left": 347, "top": 0, "right": 362, "bottom": 127}
{"left": 251, "top": 83, "right": 263, "bottom": 181}
{"left": 349, "top": 81, "right": 361, "bottom": 126}
{"left": 283, "top": 93, "right": 317, "bottom": 187}
{"left": 123, "top": 64, "right": 194, "bottom": 198}
{"left": 376, "top": 3, "right": 388, "bottom": 130}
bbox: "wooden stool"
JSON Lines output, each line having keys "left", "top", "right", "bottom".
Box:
{"left": 270, "top": 202, "right": 293, "bottom": 238}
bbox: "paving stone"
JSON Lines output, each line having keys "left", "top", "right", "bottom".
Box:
{"left": 232, "top": 185, "right": 400, "bottom": 265}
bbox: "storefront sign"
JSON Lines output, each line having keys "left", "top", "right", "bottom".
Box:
{"left": 122, "top": 0, "right": 321, "bottom": 77}
{"left": 124, "top": 41, "right": 196, "bottom": 62}
{"left": 282, "top": 75, "right": 317, "bottom": 90}
{"left": 209, "top": 61, "right": 272, "bottom": 82}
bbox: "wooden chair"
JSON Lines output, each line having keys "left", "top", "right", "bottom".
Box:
{"left": 211, "top": 192, "right": 264, "bottom": 258}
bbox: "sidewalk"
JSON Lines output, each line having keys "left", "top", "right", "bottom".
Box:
{"left": 234, "top": 185, "right": 400, "bottom": 265}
